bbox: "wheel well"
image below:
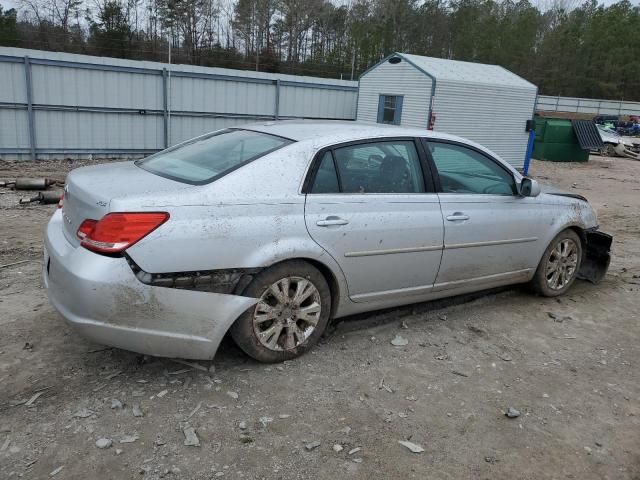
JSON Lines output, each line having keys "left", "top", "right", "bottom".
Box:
{"left": 568, "top": 226, "right": 587, "bottom": 258}
{"left": 268, "top": 257, "right": 341, "bottom": 318}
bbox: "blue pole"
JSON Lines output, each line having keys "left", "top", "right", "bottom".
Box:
{"left": 523, "top": 130, "right": 536, "bottom": 176}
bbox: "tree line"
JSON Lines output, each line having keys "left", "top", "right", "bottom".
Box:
{"left": 0, "top": 0, "right": 639, "bottom": 101}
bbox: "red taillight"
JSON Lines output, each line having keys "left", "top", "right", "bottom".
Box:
{"left": 79, "top": 212, "right": 169, "bottom": 254}
{"left": 58, "top": 193, "right": 64, "bottom": 209}
{"left": 77, "top": 219, "right": 98, "bottom": 240}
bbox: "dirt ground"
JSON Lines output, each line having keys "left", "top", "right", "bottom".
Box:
{"left": 0, "top": 156, "right": 639, "bottom": 480}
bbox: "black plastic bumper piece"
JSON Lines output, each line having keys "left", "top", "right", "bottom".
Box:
{"left": 578, "top": 229, "right": 613, "bottom": 284}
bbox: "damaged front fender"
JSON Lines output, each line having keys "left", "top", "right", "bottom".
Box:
{"left": 578, "top": 229, "right": 613, "bottom": 284}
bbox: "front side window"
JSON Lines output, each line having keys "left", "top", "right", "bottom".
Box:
{"left": 310, "top": 140, "right": 425, "bottom": 194}
{"left": 136, "top": 129, "right": 293, "bottom": 184}
{"left": 427, "top": 142, "right": 516, "bottom": 195}
{"left": 377, "top": 95, "right": 403, "bottom": 125}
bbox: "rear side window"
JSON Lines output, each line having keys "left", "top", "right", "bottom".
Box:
{"left": 136, "top": 129, "right": 293, "bottom": 185}
{"left": 310, "top": 140, "right": 425, "bottom": 194}
{"left": 310, "top": 152, "right": 340, "bottom": 193}
{"left": 428, "top": 142, "right": 516, "bottom": 195}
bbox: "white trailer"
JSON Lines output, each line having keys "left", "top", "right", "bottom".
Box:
{"left": 357, "top": 52, "right": 537, "bottom": 169}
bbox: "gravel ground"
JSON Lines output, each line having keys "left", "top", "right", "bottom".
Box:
{"left": 0, "top": 156, "right": 639, "bottom": 480}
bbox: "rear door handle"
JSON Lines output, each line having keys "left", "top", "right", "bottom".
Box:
{"left": 316, "top": 216, "right": 349, "bottom": 227}
{"left": 446, "top": 213, "right": 470, "bottom": 222}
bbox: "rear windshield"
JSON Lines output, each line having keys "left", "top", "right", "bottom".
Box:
{"left": 136, "top": 129, "right": 293, "bottom": 184}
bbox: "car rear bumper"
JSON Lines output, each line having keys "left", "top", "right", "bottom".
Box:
{"left": 44, "top": 210, "right": 257, "bottom": 360}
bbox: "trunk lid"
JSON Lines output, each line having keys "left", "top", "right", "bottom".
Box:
{"left": 61, "top": 161, "right": 192, "bottom": 246}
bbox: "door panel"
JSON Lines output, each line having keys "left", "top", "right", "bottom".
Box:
{"left": 425, "top": 139, "right": 549, "bottom": 289}
{"left": 304, "top": 138, "right": 444, "bottom": 302}
{"left": 305, "top": 194, "right": 444, "bottom": 301}
{"left": 435, "top": 194, "right": 547, "bottom": 288}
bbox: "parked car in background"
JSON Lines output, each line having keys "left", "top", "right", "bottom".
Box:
{"left": 596, "top": 124, "right": 640, "bottom": 157}
{"left": 43, "top": 122, "right": 612, "bottom": 363}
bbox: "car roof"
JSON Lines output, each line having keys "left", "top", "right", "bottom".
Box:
{"left": 238, "top": 120, "right": 520, "bottom": 176}
{"left": 241, "top": 120, "right": 449, "bottom": 142}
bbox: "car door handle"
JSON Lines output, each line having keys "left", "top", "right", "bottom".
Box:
{"left": 316, "top": 216, "right": 349, "bottom": 227}
{"left": 446, "top": 213, "right": 470, "bottom": 222}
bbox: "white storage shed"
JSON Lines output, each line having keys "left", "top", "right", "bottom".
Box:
{"left": 356, "top": 53, "right": 537, "bottom": 168}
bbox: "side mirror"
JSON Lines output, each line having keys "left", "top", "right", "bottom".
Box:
{"left": 520, "top": 178, "right": 541, "bottom": 197}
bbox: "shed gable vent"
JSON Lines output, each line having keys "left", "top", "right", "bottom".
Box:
{"left": 388, "top": 56, "right": 402, "bottom": 64}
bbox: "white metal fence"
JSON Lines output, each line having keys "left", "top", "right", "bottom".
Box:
{"left": 0, "top": 47, "right": 358, "bottom": 161}
{"left": 536, "top": 95, "right": 640, "bottom": 116}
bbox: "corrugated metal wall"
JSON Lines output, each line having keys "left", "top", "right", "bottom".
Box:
{"left": 356, "top": 60, "right": 432, "bottom": 128}
{"left": 536, "top": 95, "right": 640, "bottom": 116}
{"left": 0, "top": 47, "right": 358, "bottom": 160}
{"left": 432, "top": 81, "right": 536, "bottom": 169}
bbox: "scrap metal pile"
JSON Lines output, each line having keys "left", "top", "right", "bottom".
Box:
{"left": 0, "top": 178, "right": 63, "bottom": 205}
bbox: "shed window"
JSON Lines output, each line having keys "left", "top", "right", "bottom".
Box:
{"left": 377, "top": 95, "right": 403, "bottom": 125}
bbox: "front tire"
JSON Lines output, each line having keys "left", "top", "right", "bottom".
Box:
{"left": 531, "top": 229, "right": 582, "bottom": 297}
{"left": 230, "top": 261, "right": 331, "bottom": 363}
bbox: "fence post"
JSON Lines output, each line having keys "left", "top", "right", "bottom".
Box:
{"left": 274, "top": 79, "right": 280, "bottom": 120}
{"left": 162, "top": 68, "right": 169, "bottom": 149}
{"left": 24, "top": 56, "right": 37, "bottom": 161}
{"left": 555, "top": 96, "right": 560, "bottom": 112}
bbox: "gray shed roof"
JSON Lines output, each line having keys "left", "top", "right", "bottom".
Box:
{"left": 371, "top": 52, "right": 536, "bottom": 91}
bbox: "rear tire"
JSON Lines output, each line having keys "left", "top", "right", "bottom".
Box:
{"left": 230, "top": 260, "right": 331, "bottom": 363}
{"left": 531, "top": 229, "right": 582, "bottom": 297}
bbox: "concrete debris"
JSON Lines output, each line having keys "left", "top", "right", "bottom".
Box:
{"left": 172, "top": 359, "right": 209, "bottom": 372}
{"left": 73, "top": 408, "right": 94, "bottom": 418}
{"left": 400, "top": 321, "right": 409, "bottom": 329}
{"left": 49, "top": 466, "right": 64, "bottom": 477}
{"left": 95, "top": 438, "right": 113, "bottom": 449}
{"left": 348, "top": 447, "right": 361, "bottom": 455}
{"left": 111, "top": 399, "right": 123, "bottom": 409}
{"left": 398, "top": 440, "right": 425, "bottom": 453}
{"left": 333, "top": 444, "right": 343, "bottom": 452}
{"left": 156, "top": 390, "right": 169, "bottom": 398}
{"left": 438, "top": 314, "right": 447, "bottom": 321}
{"left": 305, "top": 441, "right": 321, "bottom": 451}
{"left": 186, "top": 402, "right": 202, "bottom": 421}
{"left": 390, "top": 335, "right": 408, "bottom": 346}
{"left": 505, "top": 407, "right": 521, "bottom": 418}
{"left": 1, "top": 438, "right": 10, "bottom": 451}
{"left": 584, "top": 446, "right": 593, "bottom": 455}
{"left": 115, "top": 448, "right": 123, "bottom": 455}
{"left": 24, "top": 391, "right": 45, "bottom": 406}
{"left": 226, "top": 391, "right": 239, "bottom": 400}
{"left": 499, "top": 353, "right": 513, "bottom": 362}
{"left": 132, "top": 405, "right": 144, "bottom": 417}
{"left": 259, "top": 416, "right": 274, "bottom": 426}
{"left": 119, "top": 435, "right": 139, "bottom": 444}
{"left": 183, "top": 427, "right": 200, "bottom": 447}
{"left": 278, "top": 414, "right": 291, "bottom": 419}
{"left": 105, "top": 370, "right": 122, "bottom": 380}
{"left": 238, "top": 421, "right": 247, "bottom": 430}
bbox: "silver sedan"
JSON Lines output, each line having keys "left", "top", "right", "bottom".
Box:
{"left": 44, "top": 121, "right": 612, "bottom": 363}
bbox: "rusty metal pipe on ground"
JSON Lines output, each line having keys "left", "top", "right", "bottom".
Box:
{"left": 19, "top": 191, "right": 63, "bottom": 205}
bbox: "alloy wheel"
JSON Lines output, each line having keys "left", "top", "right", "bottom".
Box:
{"left": 545, "top": 238, "right": 579, "bottom": 290}
{"left": 252, "top": 276, "right": 322, "bottom": 351}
